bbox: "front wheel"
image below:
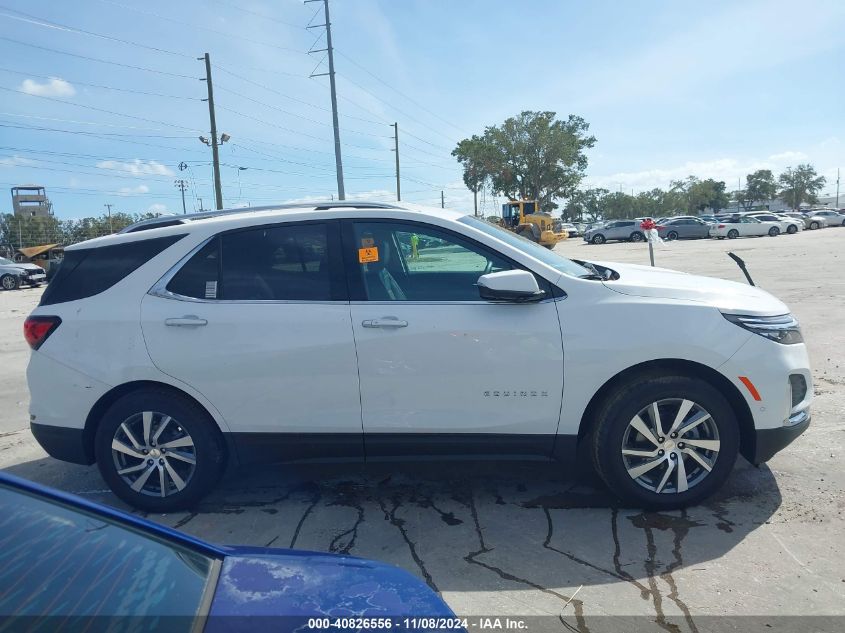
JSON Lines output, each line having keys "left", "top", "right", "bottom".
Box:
{"left": 768, "top": 226, "right": 780, "bottom": 237}
{"left": 629, "top": 231, "right": 645, "bottom": 242}
{"left": 591, "top": 234, "right": 606, "bottom": 245}
{"left": 590, "top": 374, "right": 739, "bottom": 509}
{"left": 666, "top": 231, "right": 679, "bottom": 241}
{"left": 1, "top": 274, "right": 19, "bottom": 291}
{"left": 810, "top": 221, "right": 820, "bottom": 230}
{"left": 94, "top": 388, "right": 226, "bottom": 512}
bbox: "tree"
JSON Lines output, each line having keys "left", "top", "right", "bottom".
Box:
{"left": 562, "top": 187, "right": 608, "bottom": 222}
{"left": 452, "top": 135, "right": 491, "bottom": 216}
{"left": 778, "top": 164, "right": 826, "bottom": 209}
{"left": 670, "top": 176, "right": 728, "bottom": 213}
{"left": 735, "top": 169, "right": 776, "bottom": 211}
{"left": 453, "top": 111, "right": 596, "bottom": 212}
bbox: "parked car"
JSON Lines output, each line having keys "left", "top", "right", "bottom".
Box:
{"left": 746, "top": 212, "right": 802, "bottom": 234}
{"left": 698, "top": 215, "right": 718, "bottom": 224}
{"left": 709, "top": 216, "right": 782, "bottom": 239}
{"left": 583, "top": 219, "right": 645, "bottom": 244}
{"left": 810, "top": 210, "right": 845, "bottom": 226}
{"left": 560, "top": 222, "right": 580, "bottom": 238}
{"left": 0, "top": 472, "right": 455, "bottom": 629}
{"left": 25, "top": 201, "right": 811, "bottom": 511}
{"left": 0, "top": 257, "right": 47, "bottom": 290}
{"left": 785, "top": 212, "right": 826, "bottom": 230}
{"left": 655, "top": 217, "right": 711, "bottom": 240}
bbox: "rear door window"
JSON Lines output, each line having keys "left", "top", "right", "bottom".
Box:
{"left": 166, "top": 222, "right": 342, "bottom": 301}
{"left": 40, "top": 234, "right": 185, "bottom": 306}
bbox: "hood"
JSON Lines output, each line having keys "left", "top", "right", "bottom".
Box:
{"left": 205, "top": 551, "right": 454, "bottom": 622}
{"left": 0, "top": 261, "right": 41, "bottom": 272}
{"left": 588, "top": 260, "right": 789, "bottom": 315}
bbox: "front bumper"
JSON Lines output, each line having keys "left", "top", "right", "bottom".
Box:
{"left": 752, "top": 409, "right": 810, "bottom": 464}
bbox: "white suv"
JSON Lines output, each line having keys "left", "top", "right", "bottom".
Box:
{"left": 24, "top": 202, "right": 812, "bottom": 511}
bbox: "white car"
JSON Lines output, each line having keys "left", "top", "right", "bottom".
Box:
{"left": 25, "top": 201, "right": 811, "bottom": 511}
{"left": 746, "top": 212, "right": 802, "bottom": 234}
{"left": 709, "top": 216, "right": 782, "bottom": 239}
{"left": 0, "top": 257, "right": 47, "bottom": 290}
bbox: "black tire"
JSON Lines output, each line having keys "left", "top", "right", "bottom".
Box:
{"left": 591, "top": 234, "right": 606, "bottom": 244}
{"left": 590, "top": 373, "right": 739, "bottom": 510}
{"left": 768, "top": 226, "right": 780, "bottom": 237}
{"left": 629, "top": 231, "right": 644, "bottom": 242}
{"left": 727, "top": 229, "right": 739, "bottom": 239}
{"left": 1, "top": 274, "right": 20, "bottom": 291}
{"left": 666, "top": 231, "right": 679, "bottom": 241}
{"left": 809, "top": 221, "right": 819, "bottom": 230}
{"left": 94, "top": 388, "right": 226, "bottom": 512}
{"left": 787, "top": 224, "right": 797, "bottom": 234}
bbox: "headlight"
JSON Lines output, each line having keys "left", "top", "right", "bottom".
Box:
{"left": 722, "top": 313, "right": 803, "bottom": 344}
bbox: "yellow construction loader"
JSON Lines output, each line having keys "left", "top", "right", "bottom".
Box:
{"left": 499, "top": 200, "right": 567, "bottom": 249}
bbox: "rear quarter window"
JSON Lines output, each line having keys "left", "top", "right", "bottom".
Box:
{"left": 39, "top": 235, "right": 185, "bottom": 306}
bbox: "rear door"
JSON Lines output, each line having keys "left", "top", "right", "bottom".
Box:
{"left": 140, "top": 220, "right": 364, "bottom": 460}
{"left": 344, "top": 219, "right": 564, "bottom": 457}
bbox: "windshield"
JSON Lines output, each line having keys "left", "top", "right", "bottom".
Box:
{"left": 0, "top": 258, "right": 14, "bottom": 265}
{"left": 460, "top": 215, "right": 591, "bottom": 277}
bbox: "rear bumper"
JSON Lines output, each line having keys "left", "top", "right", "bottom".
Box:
{"left": 752, "top": 410, "right": 810, "bottom": 465}
{"left": 30, "top": 422, "right": 93, "bottom": 465}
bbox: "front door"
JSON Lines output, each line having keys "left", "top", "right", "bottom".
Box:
{"left": 141, "top": 220, "right": 364, "bottom": 461}
{"left": 344, "top": 219, "right": 564, "bottom": 458}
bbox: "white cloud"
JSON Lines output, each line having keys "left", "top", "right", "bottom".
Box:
{"left": 118, "top": 185, "right": 150, "bottom": 195}
{"left": 586, "top": 148, "right": 830, "bottom": 194}
{"left": 147, "top": 203, "right": 170, "bottom": 215}
{"left": 97, "top": 159, "right": 174, "bottom": 177}
{"left": 19, "top": 77, "right": 76, "bottom": 97}
{"left": 0, "top": 155, "right": 36, "bottom": 168}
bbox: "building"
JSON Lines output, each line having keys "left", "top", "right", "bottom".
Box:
{"left": 11, "top": 185, "right": 53, "bottom": 218}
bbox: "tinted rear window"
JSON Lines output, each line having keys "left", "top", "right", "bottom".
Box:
{"left": 40, "top": 234, "right": 185, "bottom": 306}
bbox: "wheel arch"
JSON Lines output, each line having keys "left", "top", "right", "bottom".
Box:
{"left": 576, "top": 358, "right": 756, "bottom": 463}
{"left": 82, "top": 380, "right": 232, "bottom": 465}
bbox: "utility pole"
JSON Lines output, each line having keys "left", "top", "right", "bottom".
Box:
{"left": 441, "top": 191, "right": 445, "bottom": 209}
{"left": 198, "top": 197, "right": 204, "bottom": 212}
{"left": 174, "top": 179, "right": 188, "bottom": 214}
{"left": 199, "top": 52, "right": 224, "bottom": 210}
{"left": 391, "top": 122, "right": 400, "bottom": 201}
{"left": 306, "top": 0, "right": 345, "bottom": 200}
{"left": 837, "top": 168, "right": 840, "bottom": 208}
{"left": 104, "top": 203, "right": 113, "bottom": 233}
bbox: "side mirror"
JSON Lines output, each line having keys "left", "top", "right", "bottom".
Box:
{"left": 477, "top": 270, "right": 545, "bottom": 303}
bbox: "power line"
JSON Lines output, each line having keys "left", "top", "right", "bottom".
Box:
{"left": 208, "top": 0, "right": 304, "bottom": 29}
{"left": 0, "top": 86, "right": 202, "bottom": 132}
{"left": 0, "top": 67, "right": 200, "bottom": 100}
{"left": 0, "top": 36, "right": 197, "bottom": 78}
{"left": 0, "top": 5, "right": 190, "bottom": 58}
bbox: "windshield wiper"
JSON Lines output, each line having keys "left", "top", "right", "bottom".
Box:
{"left": 578, "top": 273, "right": 605, "bottom": 280}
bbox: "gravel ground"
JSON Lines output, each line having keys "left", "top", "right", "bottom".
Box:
{"left": 1, "top": 227, "right": 843, "bottom": 631}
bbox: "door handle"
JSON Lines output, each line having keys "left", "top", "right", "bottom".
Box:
{"left": 362, "top": 317, "right": 408, "bottom": 329}
{"left": 165, "top": 316, "right": 208, "bottom": 327}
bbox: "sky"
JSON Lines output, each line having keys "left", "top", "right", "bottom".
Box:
{"left": 0, "top": 0, "right": 843, "bottom": 220}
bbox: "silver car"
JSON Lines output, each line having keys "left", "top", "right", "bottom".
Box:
{"left": 583, "top": 219, "right": 644, "bottom": 244}
{"left": 0, "top": 257, "right": 47, "bottom": 290}
{"left": 784, "top": 212, "right": 826, "bottom": 230}
{"left": 655, "top": 216, "right": 711, "bottom": 240}
{"left": 811, "top": 210, "right": 845, "bottom": 227}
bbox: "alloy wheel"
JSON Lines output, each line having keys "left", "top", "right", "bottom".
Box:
{"left": 111, "top": 411, "right": 197, "bottom": 497}
{"left": 621, "top": 398, "right": 720, "bottom": 494}
{"left": 1, "top": 275, "right": 17, "bottom": 290}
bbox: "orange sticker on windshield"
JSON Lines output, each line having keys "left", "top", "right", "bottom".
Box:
{"left": 358, "top": 247, "right": 379, "bottom": 263}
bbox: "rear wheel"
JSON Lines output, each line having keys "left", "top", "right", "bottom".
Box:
{"left": 1, "top": 274, "right": 19, "bottom": 291}
{"left": 727, "top": 229, "right": 739, "bottom": 239}
{"left": 94, "top": 388, "right": 226, "bottom": 512}
{"left": 787, "top": 224, "right": 798, "bottom": 234}
{"left": 590, "top": 373, "right": 739, "bottom": 509}
{"left": 591, "top": 234, "right": 606, "bottom": 244}
{"left": 768, "top": 226, "right": 780, "bottom": 237}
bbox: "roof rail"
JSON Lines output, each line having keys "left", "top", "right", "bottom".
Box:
{"left": 118, "top": 201, "right": 403, "bottom": 234}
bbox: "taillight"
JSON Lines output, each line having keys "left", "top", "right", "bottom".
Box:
{"left": 718, "top": 224, "right": 725, "bottom": 228}
{"left": 24, "top": 316, "right": 61, "bottom": 350}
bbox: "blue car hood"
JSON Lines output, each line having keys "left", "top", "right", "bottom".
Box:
{"left": 206, "top": 550, "right": 453, "bottom": 624}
